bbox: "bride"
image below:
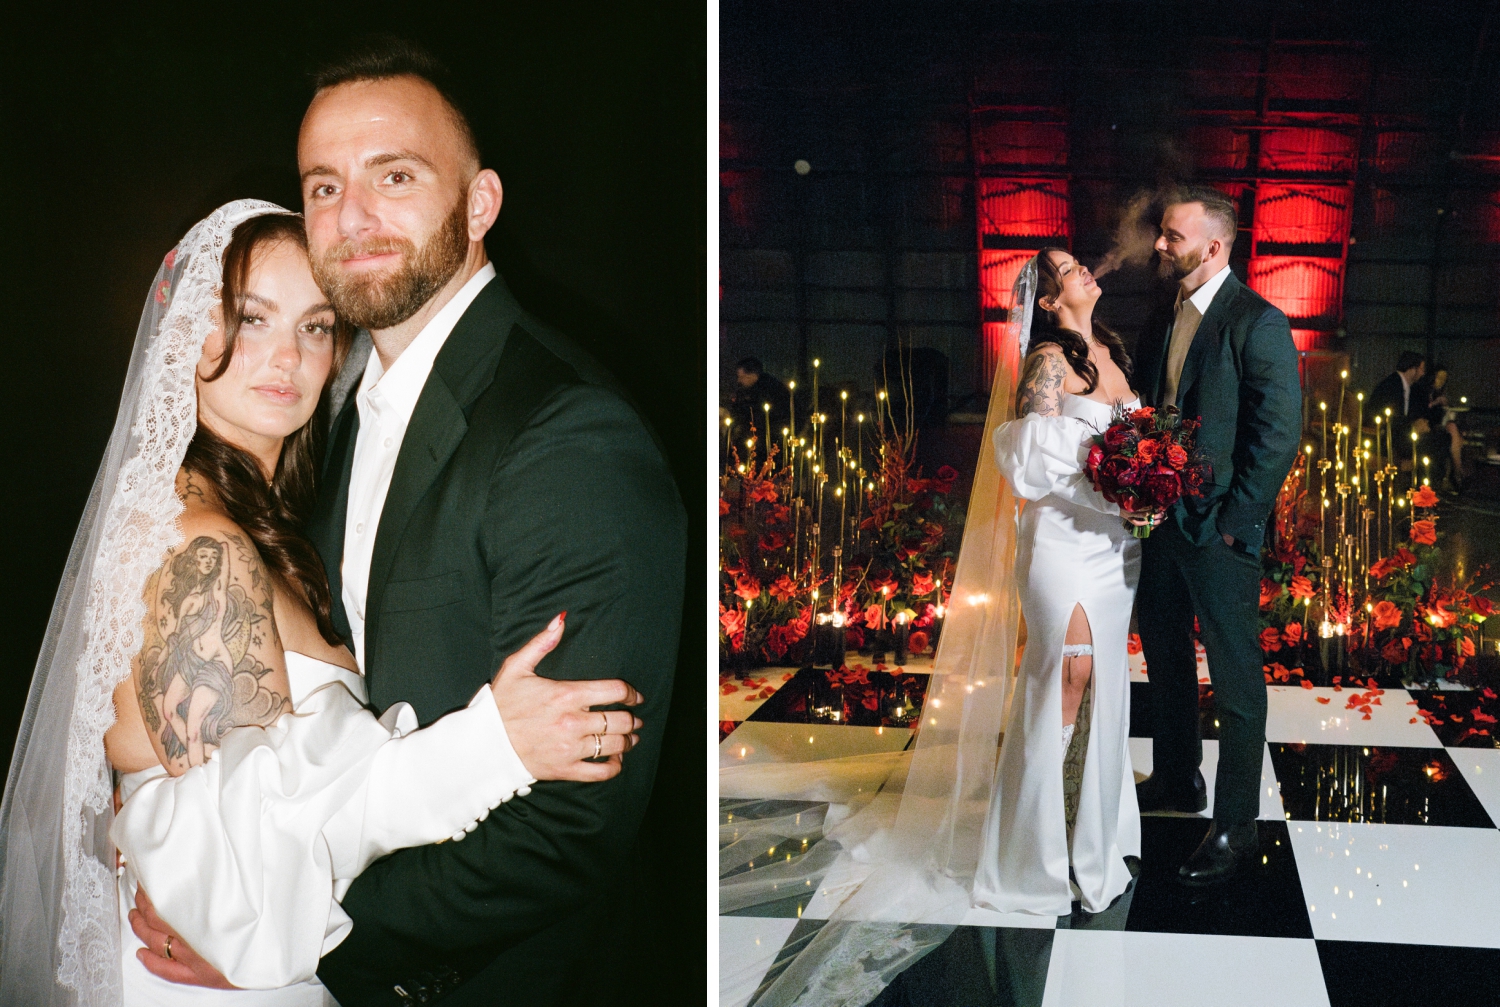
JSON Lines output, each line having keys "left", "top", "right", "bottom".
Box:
{"left": 0, "top": 201, "right": 639, "bottom": 1007}
{"left": 975, "top": 247, "right": 1151, "bottom": 915}
{"left": 739, "top": 249, "right": 1153, "bottom": 1006}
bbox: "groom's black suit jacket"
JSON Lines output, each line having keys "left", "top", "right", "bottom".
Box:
{"left": 1134, "top": 272, "right": 1302, "bottom": 551}
{"left": 306, "top": 276, "right": 686, "bottom": 1006}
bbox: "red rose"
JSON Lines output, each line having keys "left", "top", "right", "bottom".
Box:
{"left": 844, "top": 626, "right": 865, "bottom": 650}
{"left": 1166, "top": 443, "right": 1188, "bottom": 469}
{"left": 1393, "top": 547, "right": 1417, "bottom": 568}
{"left": 1086, "top": 444, "right": 1105, "bottom": 473}
{"left": 1411, "top": 485, "right": 1439, "bottom": 508}
{"left": 1371, "top": 600, "right": 1402, "bottom": 631}
{"left": 934, "top": 465, "right": 959, "bottom": 492}
{"left": 758, "top": 531, "right": 786, "bottom": 552}
{"left": 1369, "top": 556, "right": 1396, "bottom": 580}
{"left": 1289, "top": 575, "right": 1314, "bottom": 601}
{"left": 769, "top": 576, "right": 799, "bottom": 603}
{"left": 734, "top": 574, "right": 762, "bottom": 601}
{"left": 1381, "top": 638, "right": 1409, "bottom": 664}
{"left": 864, "top": 604, "right": 886, "bottom": 630}
{"left": 911, "top": 571, "right": 936, "bottom": 596}
{"left": 720, "top": 606, "right": 746, "bottom": 637}
{"left": 908, "top": 631, "right": 930, "bottom": 654}
{"left": 1127, "top": 632, "right": 1143, "bottom": 655}
{"left": 1430, "top": 601, "right": 1457, "bottom": 629}
{"left": 1474, "top": 596, "right": 1495, "bottom": 617}
{"left": 720, "top": 497, "right": 730, "bottom": 516}
{"left": 163, "top": 248, "right": 177, "bottom": 269}
{"left": 1283, "top": 622, "right": 1303, "bottom": 645}
{"left": 1260, "top": 579, "right": 1283, "bottom": 610}
{"left": 1135, "top": 438, "right": 1159, "bottom": 464}
{"left": 1111, "top": 457, "right": 1142, "bottom": 487}
{"left": 1410, "top": 520, "right": 1437, "bottom": 546}
{"left": 1462, "top": 637, "right": 1476, "bottom": 657}
{"left": 1259, "top": 627, "right": 1282, "bottom": 652}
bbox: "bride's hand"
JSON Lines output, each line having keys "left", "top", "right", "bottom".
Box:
{"left": 1124, "top": 509, "right": 1164, "bottom": 528}
{"left": 490, "top": 613, "right": 645, "bottom": 783}
{"left": 130, "top": 887, "right": 236, "bottom": 988}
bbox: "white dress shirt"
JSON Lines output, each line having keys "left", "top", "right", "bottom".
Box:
{"left": 1399, "top": 370, "right": 1413, "bottom": 415}
{"left": 342, "top": 263, "right": 496, "bottom": 668}
{"left": 1163, "top": 264, "right": 1233, "bottom": 405}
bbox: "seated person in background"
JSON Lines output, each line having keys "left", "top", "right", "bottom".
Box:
{"left": 1415, "top": 363, "right": 1466, "bottom": 492}
{"left": 1368, "top": 351, "right": 1428, "bottom": 462}
{"left": 728, "top": 356, "right": 793, "bottom": 452}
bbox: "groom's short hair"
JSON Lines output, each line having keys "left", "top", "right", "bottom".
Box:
{"left": 310, "top": 35, "right": 480, "bottom": 168}
{"left": 1166, "top": 184, "right": 1238, "bottom": 249}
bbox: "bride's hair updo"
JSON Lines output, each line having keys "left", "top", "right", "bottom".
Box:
{"left": 185, "top": 213, "right": 353, "bottom": 644}
{"left": 1029, "top": 246, "right": 1132, "bottom": 394}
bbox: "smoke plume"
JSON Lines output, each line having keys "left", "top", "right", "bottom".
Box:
{"left": 1092, "top": 188, "right": 1160, "bottom": 278}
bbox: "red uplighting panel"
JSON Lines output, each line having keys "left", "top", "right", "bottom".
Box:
{"left": 976, "top": 178, "right": 1071, "bottom": 237}
{"left": 1253, "top": 184, "right": 1353, "bottom": 246}
{"left": 971, "top": 120, "right": 1069, "bottom": 168}
{"left": 1258, "top": 128, "right": 1358, "bottom": 174}
{"left": 1248, "top": 256, "right": 1346, "bottom": 326}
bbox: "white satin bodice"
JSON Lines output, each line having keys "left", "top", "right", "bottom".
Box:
{"left": 115, "top": 652, "right": 534, "bottom": 1000}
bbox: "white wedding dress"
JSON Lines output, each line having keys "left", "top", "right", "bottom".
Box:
{"left": 974, "top": 392, "right": 1142, "bottom": 915}
{"left": 115, "top": 652, "right": 528, "bottom": 1005}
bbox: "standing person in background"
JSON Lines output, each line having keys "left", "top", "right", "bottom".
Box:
{"left": 729, "top": 356, "right": 793, "bottom": 452}
{"left": 1414, "top": 364, "right": 1465, "bottom": 494}
{"left": 1368, "top": 351, "right": 1429, "bottom": 454}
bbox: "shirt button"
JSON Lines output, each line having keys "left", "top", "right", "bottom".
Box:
{"left": 384, "top": 438, "right": 393, "bottom": 449}
{"left": 356, "top": 522, "right": 366, "bottom": 535}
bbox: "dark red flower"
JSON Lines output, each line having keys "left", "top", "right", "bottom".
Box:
{"left": 1289, "top": 575, "right": 1315, "bottom": 601}
{"left": 1135, "top": 438, "right": 1159, "bottom": 464}
{"left": 911, "top": 571, "right": 936, "bottom": 596}
{"left": 769, "top": 576, "right": 799, "bottom": 603}
{"left": 1259, "top": 627, "right": 1282, "bottom": 652}
{"left": 1381, "top": 638, "right": 1409, "bottom": 664}
{"left": 720, "top": 497, "right": 730, "bottom": 516}
{"left": 1141, "top": 468, "right": 1182, "bottom": 507}
{"left": 1166, "top": 443, "right": 1188, "bottom": 469}
{"left": 1283, "top": 622, "right": 1303, "bottom": 645}
{"left": 734, "top": 574, "right": 762, "bottom": 601}
{"left": 908, "top": 630, "right": 930, "bottom": 654}
{"left": 1371, "top": 600, "right": 1402, "bottom": 631}
{"left": 1410, "top": 520, "right": 1437, "bottom": 546}
{"left": 1103, "top": 424, "right": 1134, "bottom": 450}
{"left": 1260, "top": 579, "right": 1283, "bottom": 610}
{"left": 747, "top": 481, "right": 779, "bottom": 504}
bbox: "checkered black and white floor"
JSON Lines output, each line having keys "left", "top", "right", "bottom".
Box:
{"left": 719, "top": 658, "right": 1500, "bottom": 1007}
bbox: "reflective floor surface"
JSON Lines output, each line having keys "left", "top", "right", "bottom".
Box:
{"left": 720, "top": 666, "right": 1500, "bottom": 1006}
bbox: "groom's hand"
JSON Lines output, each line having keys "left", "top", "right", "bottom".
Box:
{"left": 491, "top": 612, "right": 644, "bottom": 782}
{"left": 130, "top": 887, "right": 236, "bottom": 989}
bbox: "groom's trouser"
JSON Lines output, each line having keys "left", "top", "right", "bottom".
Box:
{"left": 1137, "top": 519, "right": 1266, "bottom": 824}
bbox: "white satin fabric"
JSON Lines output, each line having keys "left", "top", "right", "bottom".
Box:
{"left": 974, "top": 393, "right": 1143, "bottom": 915}
{"left": 113, "top": 652, "right": 533, "bottom": 1002}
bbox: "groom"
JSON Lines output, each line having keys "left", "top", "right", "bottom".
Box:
{"left": 135, "top": 38, "right": 685, "bottom": 1004}
{"left": 1132, "top": 186, "right": 1300, "bottom": 886}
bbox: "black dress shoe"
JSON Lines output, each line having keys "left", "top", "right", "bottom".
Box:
{"left": 1178, "top": 818, "right": 1259, "bottom": 887}
{"left": 1135, "top": 770, "right": 1207, "bottom": 814}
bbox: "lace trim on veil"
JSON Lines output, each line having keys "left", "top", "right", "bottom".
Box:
{"left": 0, "top": 200, "right": 286, "bottom": 1006}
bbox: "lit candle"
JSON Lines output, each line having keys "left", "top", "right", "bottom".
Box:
{"left": 1337, "top": 370, "right": 1348, "bottom": 446}
{"left": 812, "top": 358, "right": 821, "bottom": 419}
{"left": 1411, "top": 430, "right": 1419, "bottom": 489}
{"left": 1320, "top": 401, "right": 1328, "bottom": 461}
{"left": 894, "top": 610, "right": 911, "bottom": 665}
{"left": 1373, "top": 414, "right": 1382, "bottom": 469}
{"left": 788, "top": 380, "right": 797, "bottom": 441}
{"left": 763, "top": 402, "right": 772, "bottom": 459}
{"left": 724, "top": 416, "right": 732, "bottom": 456}
{"left": 1304, "top": 444, "right": 1313, "bottom": 494}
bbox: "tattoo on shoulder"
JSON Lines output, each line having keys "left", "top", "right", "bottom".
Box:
{"left": 1016, "top": 350, "right": 1067, "bottom": 418}
{"left": 136, "top": 531, "right": 289, "bottom": 771}
{"left": 176, "top": 470, "right": 206, "bottom": 505}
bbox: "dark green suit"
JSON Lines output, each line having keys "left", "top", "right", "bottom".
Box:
{"left": 1133, "top": 271, "right": 1300, "bottom": 823}
{"left": 307, "top": 276, "right": 686, "bottom": 1005}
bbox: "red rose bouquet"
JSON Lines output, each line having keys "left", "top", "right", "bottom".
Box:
{"left": 1085, "top": 404, "right": 1212, "bottom": 538}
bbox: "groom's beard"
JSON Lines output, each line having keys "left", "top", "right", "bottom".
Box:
{"left": 1159, "top": 245, "right": 1205, "bottom": 280}
{"left": 312, "top": 196, "right": 470, "bottom": 331}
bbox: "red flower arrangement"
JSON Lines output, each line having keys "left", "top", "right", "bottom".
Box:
{"left": 1085, "top": 405, "right": 1212, "bottom": 538}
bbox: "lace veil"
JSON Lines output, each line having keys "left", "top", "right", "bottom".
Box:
{"left": 721, "top": 257, "right": 1038, "bottom": 1006}
{"left": 0, "top": 200, "right": 288, "bottom": 1007}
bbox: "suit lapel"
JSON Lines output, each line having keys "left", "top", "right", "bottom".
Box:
{"left": 361, "top": 279, "right": 522, "bottom": 666}
{"left": 315, "top": 397, "right": 360, "bottom": 642}
{"left": 1174, "top": 273, "right": 1240, "bottom": 407}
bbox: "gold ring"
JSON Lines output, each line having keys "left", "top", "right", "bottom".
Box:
{"left": 592, "top": 733, "right": 603, "bottom": 759}
{"left": 164, "top": 935, "right": 173, "bottom": 961}
{"left": 599, "top": 711, "right": 609, "bottom": 735}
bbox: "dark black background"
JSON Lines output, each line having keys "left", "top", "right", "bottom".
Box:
{"left": 0, "top": 3, "right": 705, "bottom": 1000}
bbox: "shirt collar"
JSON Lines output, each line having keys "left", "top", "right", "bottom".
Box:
{"left": 1177, "top": 264, "right": 1233, "bottom": 316}
{"left": 356, "top": 263, "right": 496, "bottom": 424}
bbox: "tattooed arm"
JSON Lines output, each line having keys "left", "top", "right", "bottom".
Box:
{"left": 1015, "top": 345, "right": 1069, "bottom": 417}
{"left": 132, "top": 514, "right": 292, "bottom": 776}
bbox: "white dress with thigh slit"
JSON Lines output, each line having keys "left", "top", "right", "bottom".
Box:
{"left": 973, "top": 392, "right": 1142, "bottom": 915}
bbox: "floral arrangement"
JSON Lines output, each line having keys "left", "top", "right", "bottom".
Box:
{"left": 718, "top": 426, "right": 956, "bottom": 669}
{"left": 1085, "top": 405, "right": 1212, "bottom": 537}
{"left": 1255, "top": 455, "right": 1492, "bottom": 686}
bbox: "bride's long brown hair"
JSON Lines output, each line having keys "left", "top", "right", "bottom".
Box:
{"left": 1029, "top": 246, "right": 1132, "bottom": 393}
{"left": 184, "top": 213, "right": 352, "bottom": 645}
